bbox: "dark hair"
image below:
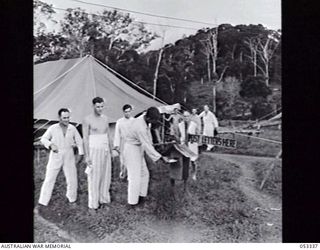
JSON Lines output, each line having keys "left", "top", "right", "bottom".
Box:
{"left": 122, "top": 104, "right": 132, "bottom": 111}
{"left": 146, "top": 107, "right": 160, "bottom": 121}
{"left": 92, "top": 97, "right": 104, "bottom": 105}
{"left": 58, "top": 108, "right": 70, "bottom": 117}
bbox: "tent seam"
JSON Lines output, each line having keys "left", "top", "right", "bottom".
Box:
{"left": 34, "top": 55, "right": 89, "bottom": 96}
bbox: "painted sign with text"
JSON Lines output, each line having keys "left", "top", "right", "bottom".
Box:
{"left": 187, "top": 134, "right": 237, "bottom": 149}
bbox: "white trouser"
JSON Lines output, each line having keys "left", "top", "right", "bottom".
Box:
{"left": 119, "top": 140, "right": 127, "bottom": 176}
{"left": 39, "top": 149, "right": 77, "bottom": 206}
{"left": 123, "top": 143, "right": 149, "bottom": 205}
{"left": 87, "top": 134, "right": 112, "bottom": 209}
{"left": 188, "top": 142, "right": 199, "bottom": 162}
{"left": 203, "top": 124, "right": 214, "bottom": 150}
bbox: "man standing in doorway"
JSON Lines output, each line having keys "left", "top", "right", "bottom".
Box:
{"left": 38, "top": 108, "right": 84, "bottom": 207}
{"left": 113, "top": 104, "right": 134, "bottom": 179}
{"left": 199, "top": 105, "right": 219, "bottom": 151}
{"left": 123, "top": 107, "right": 170, "bottom": 208}
{"left": 82, "top": 97, "right": 113, "bottom": 211}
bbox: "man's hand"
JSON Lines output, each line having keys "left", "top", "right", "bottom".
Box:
{"left": 85, "top": 156, "right": 92, "bottom": 166}
{"left": 113, "top": 146, "right": 120, "bottom": 153}
{"left": 50, "top": 144, "right": 59, "bottom": 153}
{"left": 76, "top": 155, "right": 84, "bottom": 165}
{"left": 112, "top": 147, "right": 120, "bottom": 157}
{"left": 160, "top": 156, "right": 170, "bottom": 164}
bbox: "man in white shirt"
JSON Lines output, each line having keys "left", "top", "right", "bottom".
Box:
{"left": 178, "top": 111, "right": 200, "bottom": 181}
{"left": 113, "top": 104, "right": 134, "bottom": 179}
{"left": 199, "top": 105, "right": 219, "bottom": 151}
{"left": 190, "top": 108, "right": 201, "bottom": 132}
{"left": 38, "top": 108, "right": 84, "bottom": 207}
{"left": 123, "top": 107, "right": 170, "bottom": 208}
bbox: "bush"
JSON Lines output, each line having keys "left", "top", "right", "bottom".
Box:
{"left": 250, "top": 98, "right": 274, "bottom": 119}
{"left": 240, "top": 76, "right": 272, "bottom": 99}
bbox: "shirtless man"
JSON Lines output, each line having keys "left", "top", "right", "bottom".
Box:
{"left": 82, "top": 97, "right": 113, "bottom": 211}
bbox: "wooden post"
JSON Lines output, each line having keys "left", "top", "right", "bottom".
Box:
{"left": 153, "top": 30, "right": 166, "bottom": 99}
{"left": 161, "top": 115, "right": 165, "bottom": 143}
{"left": 36, "top": 148, "right": 40, "bottom": 166}
{"left": 260, "top": 150, "right": 282, "bottom": 190}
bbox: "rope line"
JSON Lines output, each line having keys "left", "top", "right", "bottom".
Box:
{"left": 33, "top": 120, "right": 51, "bottom": 134}
{"left": 234, "top": 132, "right": 282, "bottom": 144}
{"left": 70, "top": 0, "right": 217, "bottom": 26}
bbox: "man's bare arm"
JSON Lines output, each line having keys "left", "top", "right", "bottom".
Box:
{"left": 105, "top": 118, "right": 113, "bottom": 156}
{"left": 82, "top": 117, "right": 91, "bottom": 165}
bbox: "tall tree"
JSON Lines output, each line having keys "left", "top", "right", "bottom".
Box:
{"left": 244, "top": 29, "right": 281, "bottom": 86}
{"left": 33, "top": 0, "right": 57, "bottom": 36}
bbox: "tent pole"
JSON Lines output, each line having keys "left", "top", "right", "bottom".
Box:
{"left": 162, "top": 115, "right": 165, "bottom": 143}
{"left": 37, "top": 148, "right": 40, "bottom": 166}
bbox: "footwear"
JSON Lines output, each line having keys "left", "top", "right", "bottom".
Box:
{"left": 126, "top": 203, "right": 138, "bottom": 210}
{"left": 35, "top": 204, "right": 47, "bottom": 215}
{"left": 88, "top": 208, "right": 98, "bottom": 215}
{"left": 69, "top": 201, "right": 77, "bottom": 208}
{"left": 138, "top": 196, "right": 146, "bottom": 205}
{"left": 192, "top": 174, "right": 197, "bottom": 181}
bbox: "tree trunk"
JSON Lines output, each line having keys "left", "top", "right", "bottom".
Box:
{"left": 253, "top": 50, "right": 257, "bottom": 77}
{"left": 153, "top": 48, "right": 164, "bottom": 98}
{"left": 90, "top": 43, "right": 94, "bottom": 55}
{"left": 212, "top": 57, "right": 217, "bottom": 76}
{"left": 265, "top": 62, "right": 269, "bottom": 86}
{"left": 212, "top": 83, "right": 216, "bottom": 113}
{"left": 207, "top": 55, "right": 211, "bottom": 82}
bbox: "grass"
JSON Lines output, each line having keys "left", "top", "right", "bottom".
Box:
{"left": 34, "top": 148, "right": 281, "bottom": 242}
{"left": 250, "top": 160, "right": 282, "bottom": 200}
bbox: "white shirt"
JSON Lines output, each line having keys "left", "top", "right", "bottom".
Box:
{"left": 199, "top": 111, "right": 219, "bottom": 128}
{"left": 113, "top": 117, "right": 134, "bottom": 148}
{"left": 178, "top": 120, "right": 199, "bottom": 145}
{"left": 125, "top": 114, "right": 161, "bottom": 162}
{"left": 41, "top": 123, "right": 84, "bottom": 155}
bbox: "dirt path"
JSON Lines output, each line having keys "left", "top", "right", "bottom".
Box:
{"left": 34, "top": 208, "right": 78, "bottom": 243}
{"left": 100, "top": 220, "right": 203, "bottom": 243}
{"left": 208, "top": 152, "right": 282, "bottom": 242}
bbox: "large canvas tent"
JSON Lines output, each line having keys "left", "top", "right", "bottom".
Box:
{"left": 34, "top": 55, "right": 164, "bottom": 125}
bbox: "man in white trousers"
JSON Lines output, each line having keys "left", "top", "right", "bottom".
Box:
{"left": 178, "top": 111, "right": 200, "bottom": 181}
{"left": 113, "top": 104, "right": 134, "bottom": 179}
{"left": 199, "top": 105, "right": 219, "bottom": 151}
{"left": 38, "top": 108, "right": 84, "bottom": 207}
{"left": 123, "top": 107, "right": 170, "bottom": 208}
{"left": 82, "top": 97, "right": 113, "bottom": 212}
{"left": 190, "top": 108, "right": 201, "bottom": 131}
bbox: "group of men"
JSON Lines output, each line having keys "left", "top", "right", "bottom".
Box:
{"left": 37, "top": 97, "right": 171, "bottom": 212}
{"left": 167, "top": 105, "right": 219, "bottom": 181}
{"left": 36, "top": 97, "right": 219, "bottom": 213}
{"left": 168, "top": 104, "right": 219, "bottom": 151}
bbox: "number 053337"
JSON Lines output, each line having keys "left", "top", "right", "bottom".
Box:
{"left": 300, "top": 244, "right": 318, "bottom": 248}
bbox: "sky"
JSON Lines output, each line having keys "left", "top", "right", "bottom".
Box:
{"left": 38, "top": 0, "right": 281, "bottom": 50}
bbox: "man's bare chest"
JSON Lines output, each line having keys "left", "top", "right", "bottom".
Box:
{"left": 89, "top": 119, "right": 108, "bottom": 134}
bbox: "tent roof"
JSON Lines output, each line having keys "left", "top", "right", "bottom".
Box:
{"left": 34, "top": 55, "right": 164, "bottom": 123}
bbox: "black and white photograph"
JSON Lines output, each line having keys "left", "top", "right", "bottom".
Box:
{"left": 33, "top": 0, "right": 282, "bottom": 243}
